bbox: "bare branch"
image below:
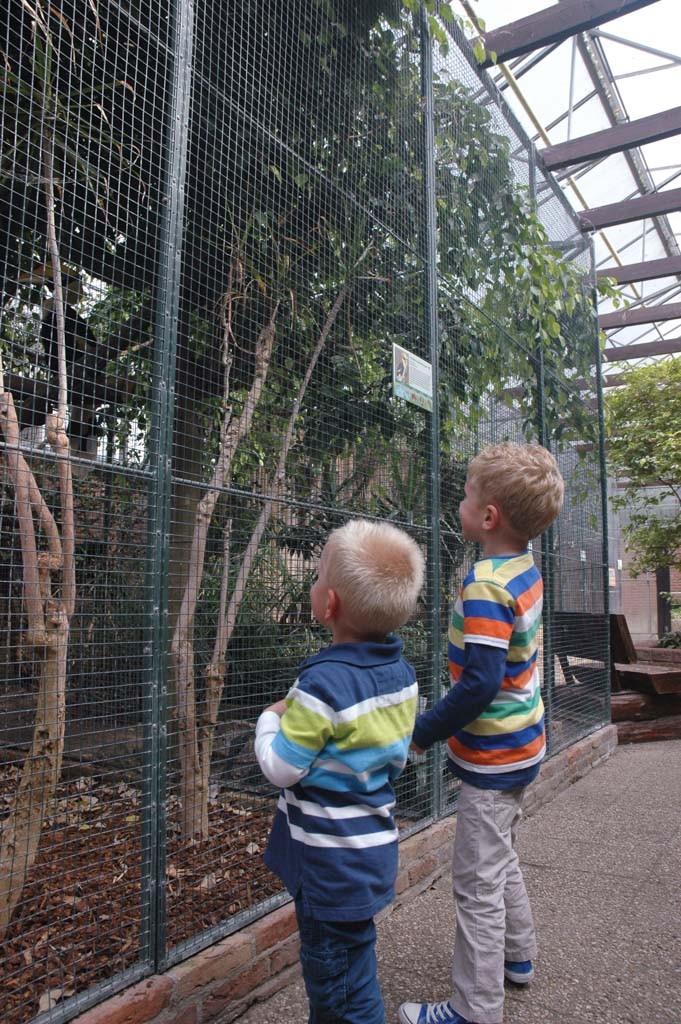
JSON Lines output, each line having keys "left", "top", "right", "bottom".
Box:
{"left": 46, "top": 413, "right": 75, "bottom": 619}
{"left": 0, "top": 394, "right": 44, "bottom": 640}
{"left": 173, "top": 297, "right": 279, "bottom": 838}
{"left": 41, "top": 132, "right": 68, "bottom": 421}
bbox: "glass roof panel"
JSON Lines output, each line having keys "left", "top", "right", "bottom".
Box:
{"left": 454, "top": 0, "right": 681, "bottom": 361}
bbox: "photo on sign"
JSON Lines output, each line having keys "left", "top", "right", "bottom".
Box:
{"left": 394, "top": 346, "right": 409, "bottom": 383}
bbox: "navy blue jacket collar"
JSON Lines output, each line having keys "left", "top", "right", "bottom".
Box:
{"left": 300, "top": 635, "right": 403, "bottom": 671}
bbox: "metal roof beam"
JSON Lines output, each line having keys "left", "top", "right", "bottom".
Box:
{"left": 495, "top": 42, "right": 563, "bottom": 91}
{"left": 593, "top": 29, "right": 681, "bottom": 67}
{"left": 597, "top": 255, "right": 681, "bottom": 284}
{"left": 539, "top": 105, "right": 681, "bottom": 170}
{"left": 608, "top": 281, "right": 681, "bottom": 311}
{"left": 541, "top": 88, "right": 599, "bottom": 138}
{"left": 579, "top": 187, "right": 681, "bottom": 230}
{"left": 576, "top": 33, "right": 680, "bottom": 259}
{"left": 480, "top": 0, "right": 661, "bottom": 67}
{"left": 603, "top": 336, "right": 681, "bottom": 359}
{"left": 600, "top": 302, "right": 681, "bottom": 329}
{"left": 604, "top": 223, "right": 664, "bottom": 260}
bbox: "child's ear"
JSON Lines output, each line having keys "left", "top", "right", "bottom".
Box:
{"left": 482, "top": 502, "right": 501, "bottom": 531}
{"left": 324, "top": 588, "right": 340, "bottom": 623}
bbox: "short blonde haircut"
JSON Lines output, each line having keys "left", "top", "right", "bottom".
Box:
{"left": 324, "top": 519, "right": 425, "bottom": 638}
{"left": 467, "top": 442, "right": 564, "bottom": 540}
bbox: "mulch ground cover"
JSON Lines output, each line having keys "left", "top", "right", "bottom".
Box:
{"left": 1, "top": 763, "right": 282, "bottom": 1024}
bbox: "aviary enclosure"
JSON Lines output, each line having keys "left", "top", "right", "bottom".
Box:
{"left": 0, "top": 1, "right": 611, "bottom": 1021}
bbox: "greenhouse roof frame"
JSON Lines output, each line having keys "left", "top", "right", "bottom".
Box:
{"left": 457, "top": 0, "right": 681, "bottom": 368}
{"left": 481, "top": 0, "right": 661, "bottom": 67}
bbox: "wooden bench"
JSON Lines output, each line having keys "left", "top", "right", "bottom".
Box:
{"left": 610, "top": 619, "right": 681, "bottom": 741}
{"left": 552, "top": 611, "right": 681, "bottom": 695}
{"left": 610, "top": 613, "right": 681, "bottom": 695}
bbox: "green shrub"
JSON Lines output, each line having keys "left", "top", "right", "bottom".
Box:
{"left": 658, "top": 632, "right": 681, "bottom": 649}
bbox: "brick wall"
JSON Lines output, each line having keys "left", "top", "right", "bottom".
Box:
{"left": 620, "top": 565, "right": 657, "bottom": 645}
{"left": 72, "top": 725, "right": 618, "bottom": 1024}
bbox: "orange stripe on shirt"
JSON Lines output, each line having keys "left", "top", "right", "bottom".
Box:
{"left": 449, "top": 660, "right": 463, "bottom": 682}
{"left": 448, "top": 731, "right": 545, "bottom": 766}
{"left": 450, "top": 662, "right": 534, "bottom": 689}
{"left": 464, "top": 617, "right": 513, "bottom": 641}
{"left": 500, "top": 664, "right": 536, "bottom": 691}
{"left": 514, "top": 578, "right": 543, "bottom": 616}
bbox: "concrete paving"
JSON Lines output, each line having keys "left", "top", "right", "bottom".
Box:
{"left": 239, "top": 740, "right": 681, "bottom": 1024}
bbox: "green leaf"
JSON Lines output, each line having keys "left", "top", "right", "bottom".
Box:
{"left": 472, "top": 39, "right": 486, "bottom": 64}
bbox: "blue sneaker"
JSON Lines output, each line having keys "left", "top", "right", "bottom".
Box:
{"left": 504, "top": 959, "right": 535, "bottom": 984}
{"left": 398, "top": 1000, "right": 475, "bottom": 1024}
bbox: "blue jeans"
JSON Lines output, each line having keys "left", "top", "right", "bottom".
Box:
{"left": 295, "top": 898, "right": 385, "bottom": 1024}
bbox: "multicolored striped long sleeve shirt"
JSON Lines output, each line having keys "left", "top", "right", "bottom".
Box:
{"left": 255, "top": 636, "right": 417, "bottom": 921}
{"left": 412, "top": 551, "right": 545, "bottom": 790}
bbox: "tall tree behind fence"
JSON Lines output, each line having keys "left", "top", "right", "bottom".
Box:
{"left": 0, "top": 3, "right": 610, "bottom": 1022}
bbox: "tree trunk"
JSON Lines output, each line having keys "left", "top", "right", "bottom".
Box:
{"left": 0, "top": 98, "right": 75, "bottom": 937}
{"left": 0, "top": 399, "right": 72, "bottom": 940}
{"left": 194, "top": 274, "right": 357, "bottom": 834}
{"left": 173, "top": 301, "right": 278, "bottom": 838}
{"left": 176, "top": 240, "right": 370, "bottom": 840}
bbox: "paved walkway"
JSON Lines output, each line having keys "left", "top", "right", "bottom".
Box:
{"left": 239, "top": 740, "right": 681, "bottom": 1024}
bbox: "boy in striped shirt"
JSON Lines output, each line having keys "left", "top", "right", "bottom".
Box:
{"left": 399, "top": 442, "right": 564, "bottom": 1024}
{"left": 255, "top": 519, "right": 425, "bottom": 1024}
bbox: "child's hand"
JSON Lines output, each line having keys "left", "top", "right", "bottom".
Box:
{"left": 264, "top": 699, "right": 288, "bottom": 717}
{"left": 410, "top": 740, "right": 424, "bottom": 755}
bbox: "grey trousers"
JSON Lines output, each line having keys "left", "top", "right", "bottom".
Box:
{"left": 450, "top": 783, "right": 537, "bottom": 1024}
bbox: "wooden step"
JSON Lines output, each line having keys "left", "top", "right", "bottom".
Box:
{"left": 616, "top": 715, "right": 681, "bottom": 744}
{"left": 611, "top": 691, "right": 681, "bottom": 722}
{"left": 614, "top": 662, "right": 681, "bottom": 695}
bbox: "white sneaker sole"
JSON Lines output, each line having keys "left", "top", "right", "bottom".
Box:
{"left": 504, "top": 966, "right": 535, "bottom": 985}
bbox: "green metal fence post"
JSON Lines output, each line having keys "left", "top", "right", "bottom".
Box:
{"left": 528, "top": 149, "right": 556, "bottom": 752}
{"left": 591, "top": 237, "right": 611, "bottom": 724}
{"left": 419, "top": 6, "right": 443, "bottom": 817}
{"left": 141, "top": 0, "right": 195, "bottom": 973}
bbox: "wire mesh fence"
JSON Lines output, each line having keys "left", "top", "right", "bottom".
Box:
{"left": 0, "top": 3, "right": 610, "bottom": 1022}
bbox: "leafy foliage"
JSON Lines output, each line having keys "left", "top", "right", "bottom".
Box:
{"left": 659, "top": 631, "right": 681, "bottom": 649}
{"left": 0, "top": 0, "right": 612, "bottom": 689}
{"left": 607, "top": 359, "right": 681, "bottom": 574}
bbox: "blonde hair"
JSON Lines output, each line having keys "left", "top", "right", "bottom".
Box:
{"left": 324, "top": 520, "right": 425, "bottom": 637}
{"left": 467, "top": 442, "right": 564, "bottom": 540}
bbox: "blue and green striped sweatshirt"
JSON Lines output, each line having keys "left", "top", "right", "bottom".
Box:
{"left": 255, "top": 636, "right": 417, "bottom": 922}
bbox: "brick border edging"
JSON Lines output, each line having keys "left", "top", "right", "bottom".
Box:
{"left": 72, "top": 725, "right": 618, "bottom": 1024}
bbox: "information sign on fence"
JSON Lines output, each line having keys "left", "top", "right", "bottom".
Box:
{"left": 392, "top": 344, "right": 433, "bottom": 412}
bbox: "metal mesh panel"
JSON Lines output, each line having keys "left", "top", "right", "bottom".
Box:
{"left": 159, "top": 2, "right": 434, "bottom": 967}
{"left": 0, "top": 4, "right": 608, "bottom": 1022}
{"left": 1, "top": 0, "right": 175, "bottom": 1019}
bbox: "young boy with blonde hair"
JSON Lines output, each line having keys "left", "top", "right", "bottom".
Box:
{"left": 399, "top": 441, "right": 564, "bottom": 1024}
{"left": 255, "top": 518, "right": 425, "bottom": 1024}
